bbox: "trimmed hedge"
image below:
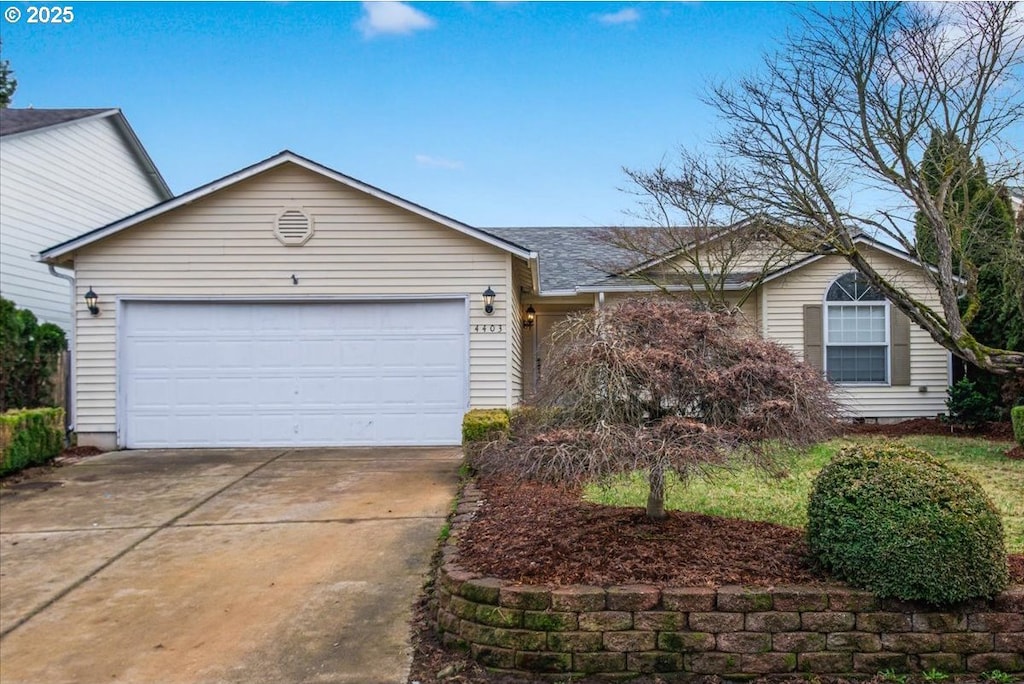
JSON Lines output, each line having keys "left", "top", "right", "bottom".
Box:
{"left": 807, "top": 441, "right": 1008, "bottom": 606}
{"left": 1012, "top": 405, "right": 1024, "bottom": 447}
{"left": 0, "top": 408, "right": 65, "bottom": 475}
{"left": 461, "top": 409, "right": 510, "bottom": 444}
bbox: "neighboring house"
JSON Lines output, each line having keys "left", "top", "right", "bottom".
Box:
{"left": 0, "top": 108, "right": 171, "bottom": 331}
{"left": 38, "top": 151, "right": 952, "bottom": 450}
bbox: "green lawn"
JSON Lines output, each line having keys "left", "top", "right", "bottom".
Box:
{"left": 584, "top": 435, "right": 1024, "bottom": 554}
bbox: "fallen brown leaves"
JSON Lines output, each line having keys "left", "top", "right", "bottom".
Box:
{"left": 844, "top": 417, "right": 1014, "bottom": 441}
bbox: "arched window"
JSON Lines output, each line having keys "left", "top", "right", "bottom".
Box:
{"left": 825, "top": 272, "right": 888, "bottom": 383}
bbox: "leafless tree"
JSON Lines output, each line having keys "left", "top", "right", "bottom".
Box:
{"left": 475, "top": 299, "right": 840, "bottom": 520}
{"left": 683, "top": 2, "right": 1024, "bottom": 373}
{"left": 603, "top": 152, "right": 799, "bottom": 311}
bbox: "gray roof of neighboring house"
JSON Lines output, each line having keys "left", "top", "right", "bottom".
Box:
{"left": 0, "top": 108, "right": 114, "bottom": 136}
{"left": 484, "top": 226, "right": 663, "bottom": 292}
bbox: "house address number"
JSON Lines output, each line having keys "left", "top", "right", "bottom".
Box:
{"left": 474, "top": 324, "right": 504, "bottom": 333}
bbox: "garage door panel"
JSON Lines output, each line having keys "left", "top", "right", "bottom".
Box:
{"left": 130, "top": 341, "right": 171, "bottom": 370}
{"left": 417, "top": 375, "right": 466, "bottom": 405}
{"left": 339, "top": 340, "right": 378, "bottom": 367}
{"left": 131, "top": 378, "right": 173, "bottom": 409}
{"left": 211, "top": 342, "right": 254, "bottom": 368}
{"left": 300, "top": 340, "right": 341, "bottom": 366}
{"left": 122, "top": 301, "right": 467, "bottom": 447}
{"left": 377, "top": 339, "right": 420, "bottom": 366}
{"left": 255, "top": 414, "right": 297, "bottom": 441}
{"left": 417, "top": 338, "right": 464, "bottom": 368}
{"left": 374, "top": 413, "right": 451, "bottom": 443}
{"left": 191, "top": 377, "right": 252, "bottom": 405}
{"left": 131, "top": 415, "right": 171, "bottom": 443}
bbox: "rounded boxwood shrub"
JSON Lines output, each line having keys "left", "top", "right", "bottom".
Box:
{"left": 1012, "top": 405, "right": 1024, "bottom": 447}
{"left": 807, "top": 441, "right": 1008, "bottom": 606}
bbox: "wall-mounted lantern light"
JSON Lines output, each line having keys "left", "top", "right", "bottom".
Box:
{"left": 482, "top": 287, "right": 496, "bottom": 315}
{"left": 84, "top": 287, "right": 100, "bottom": 316}
{"left": 523, "top": 305, "right": 536, "bottom": 328}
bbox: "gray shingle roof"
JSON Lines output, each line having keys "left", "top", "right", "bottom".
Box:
{"left": 0, "top": 108, "right": 114, "bottom": 137}
{"left": 483, "top": 227, "right": 641, "bottom": 291}
{"left": 486, "top": 226, "right": 711, "bottom": 292}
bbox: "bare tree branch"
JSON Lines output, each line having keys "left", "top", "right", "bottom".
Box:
{"left": 691, "top": 1, "right": 1024, "bottom": 373}
{"left": 607, "top": 152, "right": 801, "bottom": 311}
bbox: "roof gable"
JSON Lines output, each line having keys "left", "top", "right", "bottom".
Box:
{"left": 39, "top": 151, "right": 533, "bottom": 263}
{"left": 760, "top": 235, "right": 944, "bottom": 284}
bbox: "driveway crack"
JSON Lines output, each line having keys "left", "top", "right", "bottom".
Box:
{"left": 0, "top": 449, "right": 293, "bottom": 640}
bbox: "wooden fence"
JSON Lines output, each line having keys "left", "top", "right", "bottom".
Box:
{"left": 50, "top": 351, "right": 69, "bottom": 416}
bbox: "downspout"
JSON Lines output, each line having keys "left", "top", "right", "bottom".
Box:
{"left": 47, "top": 264, "right": 75, "bottom": 431}
{"left": 759, "top": 285, "right": 768, "bottom": 337}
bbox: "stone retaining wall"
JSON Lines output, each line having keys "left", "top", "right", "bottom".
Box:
{"left": 435, "top": 484, "right": 1024, "bottom": 680}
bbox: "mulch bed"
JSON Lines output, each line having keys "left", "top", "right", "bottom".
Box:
{"left": 456, "top": 476, "right": 1024, "bottom": 587}
{"left": 457, "top": 478, "right": 820, "bottom": 587}
{"left": 842, "top": 416, "right": 1020, "bottom": 460}
{"left": 843, "top": 416, "right": 1015, "bottom": 441}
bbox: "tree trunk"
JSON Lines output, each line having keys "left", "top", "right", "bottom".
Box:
{"left": 646, "top": 465, "right": 666, "bottom": 520}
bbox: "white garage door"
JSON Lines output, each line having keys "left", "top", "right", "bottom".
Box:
{"left": 121, "top": 300, "right": 468, "bottom": 448}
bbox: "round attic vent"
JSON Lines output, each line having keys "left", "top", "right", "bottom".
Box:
{"left": 274, "top": 209, "right": 314, "bottom": 245}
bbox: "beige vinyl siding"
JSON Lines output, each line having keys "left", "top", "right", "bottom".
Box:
{"left": 71, "top": 163, "right": 514, "bottom": 436}
{"left": 0, "top": 116, "right": 165, "bottom": 330}
{"left": 652, "top": 235, "right": 801, "bottom": 279}
{"left": 764, "top": 248, "right": 949, "bottom": 418}
{"left": 604, "top": 291, "right": 759, "bottom": 323}
{"left": 506, "top": 256, "right": 533, "bottom": 405}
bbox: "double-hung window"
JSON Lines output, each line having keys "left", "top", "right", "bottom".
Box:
{"left": 825, "top": 272, "right": 888, "bottom": 384}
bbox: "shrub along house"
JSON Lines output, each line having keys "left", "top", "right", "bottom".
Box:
{"left": 38, "top": 151, "right": 952, "bottom": 450}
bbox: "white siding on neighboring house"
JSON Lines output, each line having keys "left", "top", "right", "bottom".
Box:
{"left": 0, "top": 116, "right": 166, "bottom": 330}
{"left": 70, "top": 163, "right": 515, "bottom": 442}
{"left": 763, "top": 248, "right": 949, "bottom": 418}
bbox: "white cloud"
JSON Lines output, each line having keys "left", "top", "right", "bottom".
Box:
{"left": 596, "top": 8, "right": 640, "bottom": 25}
{"left": 415, "top": 154, "right": 464, "bottom": 170}
{"left": 357, "top": 2, "right": 436, "bottom": 38}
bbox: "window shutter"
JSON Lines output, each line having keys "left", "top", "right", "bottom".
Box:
{"left": 803, "top": 304, "right": 823, "bottom": 372}
{"left": 890, "top": 307, "right": 911, "bottom": 386}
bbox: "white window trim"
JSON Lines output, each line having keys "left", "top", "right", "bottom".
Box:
{"left": 823, "top": 272, "right": 891, "bottom": 386}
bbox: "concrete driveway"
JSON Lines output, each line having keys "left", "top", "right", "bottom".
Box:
{"left": 0, "top": 447, "right": 461, "bottom": 684}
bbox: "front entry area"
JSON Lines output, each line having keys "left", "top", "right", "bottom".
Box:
{"left": 119, "top": 299, "right": 468, "bottom": 448}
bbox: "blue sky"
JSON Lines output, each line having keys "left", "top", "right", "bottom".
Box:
{"left": 5, "top": 2, "right": 821, "bottom": 226}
